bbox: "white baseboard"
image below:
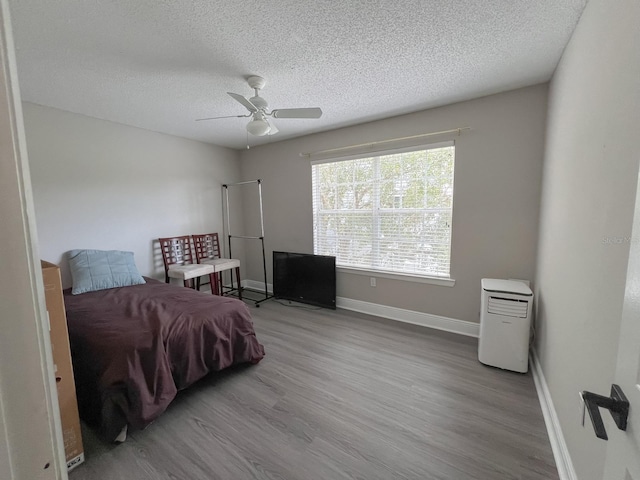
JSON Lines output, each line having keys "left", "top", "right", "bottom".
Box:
{"left": 530, "top": 349, "right": 577, "bottom": 480}
{"left": 242, "top": 279, "right": 273, "bottom": 293}
{"left": 336, "top": 297, "right": 479, "bottom": 337}
{"left": 242, "top": 279, "right": 478, "bottom": 337}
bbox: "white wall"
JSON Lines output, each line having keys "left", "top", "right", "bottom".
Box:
{"left": 22, "top": 102, "right": 241, "bottom": 287}
{"left": 535, "top": 0, "right": 640, "bottom": 478}
{"left": 239, "top": 85, "right": 547, "bottom": 323}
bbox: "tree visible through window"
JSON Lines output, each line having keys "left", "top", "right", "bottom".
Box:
{"left": 312, "top": 143, "right": 455, "bottom": 277}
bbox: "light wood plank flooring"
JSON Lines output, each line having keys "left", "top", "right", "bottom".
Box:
{"left": 70, "top": 300, "right": 558, "bottom": 480}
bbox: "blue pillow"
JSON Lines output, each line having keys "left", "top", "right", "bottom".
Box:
{"left": 68, "top": 249, "right": 146, "bottom": 295}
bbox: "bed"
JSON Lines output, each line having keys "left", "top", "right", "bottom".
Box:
{"left": 63, "top": 276, "right": 265, "bottom": 442}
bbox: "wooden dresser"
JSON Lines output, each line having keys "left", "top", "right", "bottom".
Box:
{"left": 41, "top": 261, "right": 84, "bottom": 471}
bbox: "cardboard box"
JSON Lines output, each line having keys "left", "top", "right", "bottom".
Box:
{"left": 41, "top": 261, "right": 84, "bottom": 471}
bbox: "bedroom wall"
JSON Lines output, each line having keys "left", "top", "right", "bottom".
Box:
{"left": 22, "top": 102, "right": 242, "bottom": 288}
{"left": 534, "top": 0, "right": 640, "bottom": 478}
{"left": 239, "top": 84, "right": 547, "bottom": 323}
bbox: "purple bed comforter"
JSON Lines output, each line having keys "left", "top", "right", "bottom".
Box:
{"left": 63, "top": 278, "right": 264, "bottom": 441}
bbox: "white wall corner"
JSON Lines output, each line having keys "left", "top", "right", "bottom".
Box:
{"left": 0, "top": 394, "right": 13, "bottom": 480}
{"left": 530, "top": 349, "right": 577, "bottom": 480}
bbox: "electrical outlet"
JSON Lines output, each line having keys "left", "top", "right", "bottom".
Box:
{"left": 579, "top": 391, "right": 585, "bottom": 426}
{"left": 370, "top": 277, "right": 376, "bottom": 287}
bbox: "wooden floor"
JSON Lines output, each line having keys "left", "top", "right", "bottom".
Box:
{"left": 70, "top": 300, "right": 558, "bottom": 480}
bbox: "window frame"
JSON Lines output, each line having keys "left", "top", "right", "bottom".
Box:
{"left": 311, "top": 140, "right": 456, "bottom": 285}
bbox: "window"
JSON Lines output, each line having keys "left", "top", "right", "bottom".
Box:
{"left": 312, "top": 142, "right": 455, "bottom": 278}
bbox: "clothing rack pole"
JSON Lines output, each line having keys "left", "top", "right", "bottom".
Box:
{"left": 222, "top": 179, "right": 273, "bottom": 307}
{"left": 257, "top": 180, "right": 269, "bottom": 301}
{"left": 223, "top": 184, "right": 235, "bottom": 291}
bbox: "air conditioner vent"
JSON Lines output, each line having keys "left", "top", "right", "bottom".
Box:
{"left": 487, "top": 296, "right": 529, "bottom": 318}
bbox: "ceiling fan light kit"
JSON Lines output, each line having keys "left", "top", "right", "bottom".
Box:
{"left": 196, "top": 75, "right": 323, "bottom": 138}
{"left": 246, "top": 116, "right": 271, "bottom": 136}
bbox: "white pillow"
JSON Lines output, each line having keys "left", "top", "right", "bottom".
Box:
{"left": 68, "top": 249, "right": 146, "bottom": 295}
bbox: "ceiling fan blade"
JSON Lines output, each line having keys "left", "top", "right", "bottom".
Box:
{"left": 227, "top": 92, "right": 258, "bottom": 113}
{"left": 271, "top": 107, "right": 322, "bottom": 119}
{"left": 195, "top": 114, "right": 249, "bottom": 121}
{"left": 267, "top": 121, "right": 279, "bottom": 135}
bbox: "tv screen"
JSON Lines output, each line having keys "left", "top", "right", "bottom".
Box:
{"left": 273, "top": 251, "right": 336, "bottom": 309}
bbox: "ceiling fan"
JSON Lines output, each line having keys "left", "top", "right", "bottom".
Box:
{"left": 196, "top": 76, "right": 323, "bottom": 136}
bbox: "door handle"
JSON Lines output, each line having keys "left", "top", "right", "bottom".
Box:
{"left": 582, "top": 384, "right": 629, "bottom": 440}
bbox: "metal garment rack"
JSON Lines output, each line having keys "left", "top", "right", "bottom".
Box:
{"left": 223, "top": 179, "right": 273, "bottom": 307}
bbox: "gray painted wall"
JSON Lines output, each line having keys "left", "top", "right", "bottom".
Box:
{"left": 535, "top": 0, "right": 640, "bottom": 478}
{"left": 22, "top": 102, "right": 241, "bottom": 288}
{"left": 239, "top": 85, "right": 547, "bottom": 323}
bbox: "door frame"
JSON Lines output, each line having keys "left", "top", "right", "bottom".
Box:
{"left": 0, "top": 0, "right": 67, "bottom": 478}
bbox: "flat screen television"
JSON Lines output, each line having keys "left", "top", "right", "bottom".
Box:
{"left": 273, "top": 251, "right": 336, "bottom": 309}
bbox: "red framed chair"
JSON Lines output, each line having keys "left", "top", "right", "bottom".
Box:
{"left": 192, "top": 233, "right": 242, "bottom": 299}
{"left": 158, "top": 236, "right": 216, "bottom": 293}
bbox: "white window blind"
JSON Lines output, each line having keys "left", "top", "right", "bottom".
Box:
{"left": 312, "top": 143, "right": 455, "bottom": 278}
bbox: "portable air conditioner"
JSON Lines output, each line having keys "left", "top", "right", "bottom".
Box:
{"left": 478, "top": 278, "right": 533, "bottom": 373}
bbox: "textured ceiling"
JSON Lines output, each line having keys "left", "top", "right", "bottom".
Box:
{"left": 9, "top": 0, "right": 586, "bottom": 150}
